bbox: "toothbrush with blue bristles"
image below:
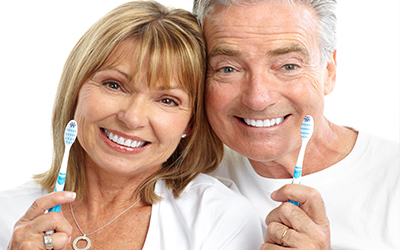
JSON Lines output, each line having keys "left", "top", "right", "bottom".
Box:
{"left": 48, "top": 119, "right": 78, "bottom": 213}
{"left": 288, "top": 115, "right": 314, "bottom": 206}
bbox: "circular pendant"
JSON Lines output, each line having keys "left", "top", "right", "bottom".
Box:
{"left": 72, "top": 235, "right": 91, "bottom": 250}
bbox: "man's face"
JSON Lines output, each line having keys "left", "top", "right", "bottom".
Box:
{"left": 203, "top": 2, "right": 336, "bottom": 166}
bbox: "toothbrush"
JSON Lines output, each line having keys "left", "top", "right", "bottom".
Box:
{"left": 288, "top": 115, "right": 314, "bottom": 206}
{"left": 48, "top": 120, "right": 78, "bottom": 213}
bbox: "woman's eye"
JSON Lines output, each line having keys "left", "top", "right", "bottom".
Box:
{"left": 161, "top": 98, "right": 178, "bottom": 106}
{"left": 104, "top": 81, "right": 121, "bottom": 90}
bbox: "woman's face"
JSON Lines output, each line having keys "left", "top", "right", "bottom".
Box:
{"left": 74, "top": 40, "right": 192, "bottom": 177}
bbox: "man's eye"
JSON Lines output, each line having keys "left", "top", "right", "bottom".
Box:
{"left": 218, "top": 67, "right": 235, "bottom": 73}
{"left": 282, "top": 64, "right": 298, "bottom": 71}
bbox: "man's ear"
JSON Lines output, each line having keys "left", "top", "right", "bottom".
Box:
{"left": 324, "top": 50, "right": 337, "bottom": 96}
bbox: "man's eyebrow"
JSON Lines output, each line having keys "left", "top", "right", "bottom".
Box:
{"left": 267, "top": 44, "right": 310, "bottom": 59}
{"left": 208, "top": 46, "right": 241, "bottom": 59}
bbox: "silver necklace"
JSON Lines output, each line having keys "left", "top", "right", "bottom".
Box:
{"left": 70, "top": 198, "right": 141, "bottom": 250}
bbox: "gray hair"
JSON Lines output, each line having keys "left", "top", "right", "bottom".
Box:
{"left": 193, "top": 0, "right": 336, "bottom": 66}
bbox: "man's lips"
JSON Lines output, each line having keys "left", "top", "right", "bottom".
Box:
{"left": 240, "top": 115, "right": 288, "bottom": 128}
{"left": 101, "top": 128, "right": 148, "bottom": 148}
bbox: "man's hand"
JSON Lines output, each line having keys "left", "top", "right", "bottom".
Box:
{"left": 261, "top": 184, "right": 331, "bottom": 249}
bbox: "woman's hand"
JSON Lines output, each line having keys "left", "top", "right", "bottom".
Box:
{"left": 8, "top": 191, "right": 76, "bottom": 250}
{"left": 261, "top": 184, "right": 331, "bottom": 250}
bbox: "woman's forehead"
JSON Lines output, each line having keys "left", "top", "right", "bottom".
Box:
{"left": 99, "top": 39, "right": 189, "bottom": 91}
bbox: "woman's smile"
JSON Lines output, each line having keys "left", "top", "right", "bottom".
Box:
{"left": 102, "top": 128, "right": 148, "bottom": 148}
{"left": 99, "top": 128, "right": 150, "bottom": 155}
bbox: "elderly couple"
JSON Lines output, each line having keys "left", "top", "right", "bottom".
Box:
{"left": 1, "top": 0, "right": 398, "bottom": 249}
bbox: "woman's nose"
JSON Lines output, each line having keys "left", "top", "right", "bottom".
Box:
{"left": 117, "top": 96, "right": 149, "bottom": 129}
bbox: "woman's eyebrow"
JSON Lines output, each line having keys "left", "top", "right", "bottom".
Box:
{"left": 155, "top": 85, "right": 186, "bottom": 91}
{"left": 98, "top": 68, "right": 130, "bottom": 79}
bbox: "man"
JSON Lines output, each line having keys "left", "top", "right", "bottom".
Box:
{"left": 193, "top": 0, "right": 400, "bottom": 249}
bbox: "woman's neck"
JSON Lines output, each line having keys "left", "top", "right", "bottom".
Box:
{"left": 77, "top": 156, "right": 158, "bottom": 215}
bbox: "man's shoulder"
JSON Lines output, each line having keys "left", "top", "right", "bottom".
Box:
{"left": 358, "top": 131, "right": 399, "bottom": 157}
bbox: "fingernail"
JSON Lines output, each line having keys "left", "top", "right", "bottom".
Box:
{"left": 64, "top": 192, "right": 76, "bottom": 199}
{"left": 68, "top": 236, "right": 71, "bottom": 243}
{"left": 271, "top": 191, "right": 277, "bottom": 199}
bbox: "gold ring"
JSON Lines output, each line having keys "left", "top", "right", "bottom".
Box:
{"left": 280, "top": 228, "right": 289, "bottom": 245}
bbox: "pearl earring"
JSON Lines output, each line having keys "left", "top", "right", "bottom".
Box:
{"left": 182, "top": 134, "right": 186, "bottom": 138}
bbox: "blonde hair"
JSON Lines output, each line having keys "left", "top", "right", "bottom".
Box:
{"left": 34, "top": 1, "right": 223, "bottom": 204}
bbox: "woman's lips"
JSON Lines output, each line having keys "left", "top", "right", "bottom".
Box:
{"left": 101, "top": 128, "right": 148, "bottom": 148}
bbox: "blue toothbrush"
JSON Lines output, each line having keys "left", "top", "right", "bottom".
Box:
{"left": 48, "top": 120, "right": 78, "bottom": 213}
{"left": 288, "top": 115, "right": 314, "bottom": 206}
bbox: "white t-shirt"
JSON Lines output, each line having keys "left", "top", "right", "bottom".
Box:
{"left": 0, "top": 174, "right": 263, "bottom": 249}
{"left": 213, "top": 131, "right": 400, "bottom": 250}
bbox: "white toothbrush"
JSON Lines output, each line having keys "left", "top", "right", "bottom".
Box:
{"left": 288, "top": 115, "right": 314, "bottom": 206}
{"left": 48, "top": 120, "right": 78, "bottom": 213}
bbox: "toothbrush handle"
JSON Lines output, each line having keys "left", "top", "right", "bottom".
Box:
{"left": 48, "top": 172, "right": 66, "bottom": 212}
{"left": 48, "top": 149, "right": 69, "bottom": 213}
{"left": 288, "top": 200, "right": 300, "bottom": 206}
{"left": 292, "top": 166, "right": 302, "bottom": 184}
{"left": 45, "top": 172, "right": 65, "bottom": 234}
{"left": 288, "top": 165, "right": 302, "bottom": 206}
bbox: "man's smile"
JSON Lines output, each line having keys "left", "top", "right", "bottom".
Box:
{"left": 241, "top": 116, "right": 287, "bottom": 128}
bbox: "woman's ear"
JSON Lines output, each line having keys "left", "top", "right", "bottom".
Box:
{"left": 182, "top": 126, "right": 192, "bottom": 138}
{"left": 324, "top": 50, "right": 337, "bottom": 96}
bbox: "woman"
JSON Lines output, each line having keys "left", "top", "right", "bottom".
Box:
{"left": 0, "top": 1, "right": 263, "bottom": 249}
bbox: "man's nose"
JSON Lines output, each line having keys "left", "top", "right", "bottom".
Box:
{"left": 241, "top": 71, "right": 279, "bottom": 111}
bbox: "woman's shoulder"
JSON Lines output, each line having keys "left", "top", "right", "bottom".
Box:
{"left": 180, "top": 173, "right": 258, "bottom": 212}
{"left": 0, "top": 181, "right": 47, "bottom": 244}
{"left": 154, "top": 174, "right": 263, "bottom": 249}
{"left": 0, "top": 180, "right": 46, "bottom": 199}
{"left": 157, "top": 173, "right": 256, "bottom": 212}
{"left": 183, "top": 173, "right": 238, "bottom": 195}
{"left": 0, "top": 180, "right": 46, "bottom": 215}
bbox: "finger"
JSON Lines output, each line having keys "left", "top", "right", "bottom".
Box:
{"left": 44, "top": 232, "right": 71, "bottom": 250}
{"left": 265, "top": 202, "right": 310, "bottom": 231}
{"left": 264, "top": 222, "right": 287, "bottom": 245}
{"left": 260, "top": 242, "right": 284, "bottom": 250}
{"left": 30, "top": 212, "right": 73, "bottom": 235}
{"left": 21, "top": 191, "right": 76, "bottom": 222}
{"left": 265, "top": 202, "right": 331, "bottom": 248}
{"left": 265, "top": 222, "right": 301, "bottom": 247}
{"left": 10, "top": 225, "right": 71, "bottom": 250}
{"left": 271, "top": 184, "right": 329, "bottom": 226}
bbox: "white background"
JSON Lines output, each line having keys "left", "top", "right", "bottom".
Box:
{"left": 0, "top": 1, "right": 398, "bottom": 191}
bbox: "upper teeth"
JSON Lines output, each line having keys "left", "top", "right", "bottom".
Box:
{"left": 104, "top": 129, "right": 146, "bottom": 148}
{"left": 244, "top": 117, "right": 284, "bottom": 128}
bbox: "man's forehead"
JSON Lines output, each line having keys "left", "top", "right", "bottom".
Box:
{"left": 203, "top": 1, "right": 318, "bottom": 30}
{"left": 204, "top": 2, "right": 318, "bottom": 59}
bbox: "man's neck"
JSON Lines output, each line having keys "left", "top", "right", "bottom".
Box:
{"left": 250, "top": 120, "right": 358, "bottom": 179}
